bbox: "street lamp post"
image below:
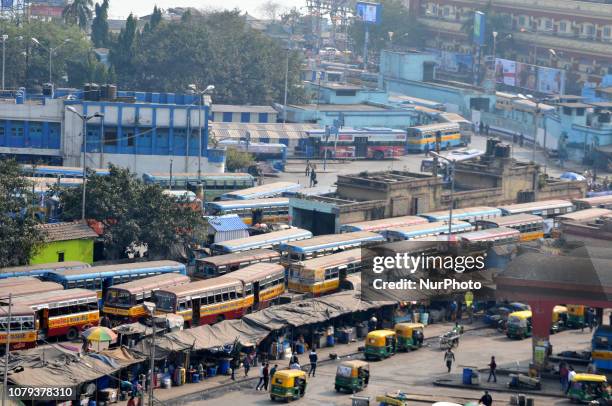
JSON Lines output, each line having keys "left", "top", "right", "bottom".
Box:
{"left": 187, "top": 84, "right": 215, "bottom": 185}
{"left": 31, "top": 37, "right": 71, "bottom": 84}
{"left": 430, "top": 151, "right": 456, "bottom": 242}
{"left": 66, "top": 106, "right": 104, "bottom": 221}
{"left": 1, "top": 35, "right": 7, "bottom": 91}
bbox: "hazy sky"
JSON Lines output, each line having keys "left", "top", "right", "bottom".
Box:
{"left": 108, "top": 0, "right": 304, "bottom": 19}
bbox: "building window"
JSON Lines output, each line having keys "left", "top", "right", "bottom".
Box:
{"left": 576, "top": 108, "right": 585, "bottom": 116}
{"left": 604, "top": 27, "right": 611, "bottom": 37}
{"left": 222, "top": 112, "right": 232, "bottom": 122}
{"left": 104, "top": 128, "right": 117, "bottom": 146}
{"left": 258, "top": 113, "right": 268, "bottom": 122}
{"left": 336, "top": 89, "right": 357, "bottom": 96}
{"left": 519, "top": 16, "right": 526, "bottom": 26}
{"left": 11, "top": 126, "right": 24, "bottom": 137}
{"left": 0, "top": 126, "right": 4, "bottom": 137}
{"left": 559, "top": 21, "right": 567, "bottom": 32}
{"left": 125, "top": 129, "right": 135, "bottom": 147}
{"left": 240, "top": 112, "right": 250, "bottom": 123}
{"left": 57, "top": 252, "right": 65, "bottom": 262}
{"left": 545, "top": 19, "right": 553, "bottom": 30}
{"left": 585, "top": 24, "right": 595, "bottom": 36}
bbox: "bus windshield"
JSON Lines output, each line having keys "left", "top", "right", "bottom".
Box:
{"left": 105, "top": 289, "right": 134, "bottom": 306}
{"left": 154, "top": 292, "right": 176, "bottom": 312}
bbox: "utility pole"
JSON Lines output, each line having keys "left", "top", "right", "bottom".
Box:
{"left": 2, "top": 294, "right": 12, "bottom": 406}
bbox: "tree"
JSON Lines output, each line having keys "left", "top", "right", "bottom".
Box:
{"left": 0, "top": 159, "right": 44, "bottom": 267}
{"left": 110, "top": 13, "right": 138, "bottom": 79}
{"left": 149, "top": 6, "right": 163, "bottom": 31}
{"left": 91, "top": 0, "right": 109, "bottom": 48}
{"left": 225, "top": 148, "right": 255, "bottom": 172}
{"left": 260, "top": 0, "right": 282, "bottom": 21}
{"left": 63, "top": 0, "right": 93, "bottom": 30}
{"left": 55, "top": 165, "right": 204, "bottom": 260}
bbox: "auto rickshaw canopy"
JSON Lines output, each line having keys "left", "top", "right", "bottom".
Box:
{"left": 573, "top": 373, "right": 607, "bottom": 383}
{"left": 366, "top": 330, "right": 396, "bottom": 346}
{"left": 394, "top": 322, "right": 424, "bottom": 336}
{"left": 272, "top": 369, "right": 307, "bottom": 386}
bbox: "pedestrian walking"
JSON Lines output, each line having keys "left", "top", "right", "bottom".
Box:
{"left": 487, "top": 356, "right": 497, "bottom": 383}
{"left": 255, "top": 363, "right": 265, "bottom": 390}
{"left": 444, "top": 348, "right": 455, "bottom": 373}
{"left": 308, "top": 349, "right": 318, "bottom": 377}
{"left": 270, "top": 364, "right": 278, "bottom": 381}
{"left": 589, "top": 308, "right": 597, "bottom": 332}
{"left": 309, "top": 168, "right": 317, "bottom": 187}
{"left": 305, "top": 160, "right": 310, "bottom": 176}
{"left": 479, "top": 121, "right": 484, "bottom": 135}
{"left": 519, "top": 133, "right": 524, "bottom": 147}
{"left": 485, "top": 124, "right": 490, "bottom": 136}
{"left": 479, "top": 390, "right": 493, "bottom": 406}
{"left": 566, "top": 366, "right": 576, "bottom": 394}
{"left": 244, "top": 355, "right": 251, "bottom": 377}
{"left": 231, "top": 358, "right": 238, "bottom": 381}
{"left": 559, "top": 362, "right": 569, "bottom": 392}
{"left": 263, "top": 363, "right": 270, "bottom": 391}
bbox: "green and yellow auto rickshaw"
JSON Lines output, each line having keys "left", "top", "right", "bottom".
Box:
{"left": 394, "top": 322, "right": 425, "bottom": 351}
{"left": 364, "top": 330, "right": 397, "bottom": 360}
{"left": 334, "top": 360, "right": 370, "bottom": 393}
{"left": 567, "top": 304, "right": 586, "bottom": 329}
{"left": 567, "top": 373, "right": 610, "bottom": 403}
{"left": 506, "top": 310, "right": 532, "bottom": 339}
{"left": 270, "top": 369, "right": 307, "bottom": 402}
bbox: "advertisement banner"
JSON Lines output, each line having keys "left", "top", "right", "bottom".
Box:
{"left": 356, "top": 2, "right": 381, "bottom": 24}
{"left": 1, "top": 0, "right": 13, "bottom": 8}
{"left": 439, "top": 51, "right": 473, "bottom": 74}
{"left": 495, "top": 58, "right": 516, "bottom": 86}
{"left": 516, "top": 63, "right": 538, "bottom": 91}
{"left": 30, "top": 5, "right": 64, "bottom": 16}
{"left": 537, "top": 66, "right": 564, "bottom": 94}
{"left": 474, "top": 11, "right": 486, "bottom": 45}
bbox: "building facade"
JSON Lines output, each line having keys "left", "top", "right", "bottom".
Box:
{"left": 31, "top": 221, "right": 98, "bottom": 265}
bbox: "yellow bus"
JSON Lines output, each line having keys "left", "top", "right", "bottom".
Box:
{"left": 478, "top": 214, "right": 545, "bottom": 241}
{"left": 288, "top": 249, "right": 363, "bottom": 296}
{"left": 194, "top": 249, "right": 280, "bottom": 279}
{"left": 0, "top": 305, "right": 38, "bottom": 351}
{"left": 224, "top": 263, "right": 286, "bottom": 309}
{"left": 280, "top": 231, "right": 384, "bottom": 264}
{"left": 103, "top": 273, "right": 191, "bottom": 324}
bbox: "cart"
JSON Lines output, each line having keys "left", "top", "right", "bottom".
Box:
{"left": 439, "top": 332, "right": 460, "bottom": 350}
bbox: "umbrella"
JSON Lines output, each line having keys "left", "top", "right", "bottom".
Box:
{"left": 560, "top": 172, "right": 586, "bottom": 181}
{"left": 83, "top": 326, "right": 118, "bottom": 342}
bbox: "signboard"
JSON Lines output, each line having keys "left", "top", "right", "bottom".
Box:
{"left": 537, "top": 66, "right": 564, "bottom": 94}
{"left": 1, "top": 0, "right": 14, "bottom": 8}
{"left": 356, "top": 1, "right": 381, "bottom": 24}
{"left": 30, "top": 4, "right": 64, "bottom": 16}
{"left": 495, "top": 58, "right": 516, "bottom": 86}
{"left": 439, "top": 51, "right": 473, "bottom": 74}
{"left": 516, "top": 62, "right": 538, "bottom": 91}
{"left": 473, "top": 11, "right": 486, "bottom": 45}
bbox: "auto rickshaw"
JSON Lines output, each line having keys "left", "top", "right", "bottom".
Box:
{"left": 567, "top": 373, "right": 611, "bottom": 403}
{"left": 364, "top": 330, "right": 397, "bottom": 360}
{"left": 506, "top": 310, "right": 532, "bottom": 339}
{"left": 567, "top": 304, "right": 586, "bottom": 329}
{"left": 270, "top": 369, "right": 307, "bottom": 402}
{"left": 551, "top": 305, "right": 567, "bottom": 333}
{"left": 394, "top": 322, "right": 424, "bottom": 351}
{"left": 334, "top": 360, "right": 370, "bottom": 393}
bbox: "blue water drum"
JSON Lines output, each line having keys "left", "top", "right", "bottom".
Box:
{"left": 296, "top": 343, "right": 305, "bottom": 354}
{"left": 218, "top": 358, "right": 231, "bottom": 375}
{"left": 192, "top": 374, "right": 200, "bottom": 383}
{"left": 462, "top": 368, "right": 473, "bottom": 385}
{"left": 207, "top": 366, "right": 217, "bottom": 377}
{"left": 88, "top": 401, "right": 96, "bottom": 406}
{"left": 326, "top": 335, "right": 335, "bottom": 347}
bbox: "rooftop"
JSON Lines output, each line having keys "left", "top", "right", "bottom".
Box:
{"left": 288, "top": 103, "right": 392, "bottom": 112}
{"left": 211, "top": 104, "right": 276, "bottom": 114}
{"left": 35, "top": 221, "right": 98, "bottom": 243}
{"left": 207, "top": 215, "right": 248, "bottom": 232}
{"left": 556, "top": 102, "right": 592, "bottom": 108}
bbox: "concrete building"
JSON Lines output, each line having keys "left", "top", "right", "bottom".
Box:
{"left": 290, "top": 140, "right": 586, "bottom": 234}
{"left": 414, "top": 0, "right": 612, "bottom": 85}
{"left": 0, "top": 88, "right": 225, "bottom": 175}
{"left": 211, "top": 105, "right": 278, "bottom": 123}
{"left": 31, "top": 221, "right": 98, "bottom": 265}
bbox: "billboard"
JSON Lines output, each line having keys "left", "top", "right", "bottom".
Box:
{"left": 1, "top": 0, "right": 13, "bottom": 8}
{"left": 516, "top": 62, "right": 537, "bottom": 91}
{"left": 356, "top": 1, "right": 381, "bottom": 24}
{"left": 473, "top": 11, "right": 486, "bottom": 45}
{"left": 495, "top": 58, "right": 516, "bottom": 86}
{"left": 438, "top": 51, "right": 473, "bottom": 74}
{"left": 537, "top": 66, "right": 564, "bottom": 94}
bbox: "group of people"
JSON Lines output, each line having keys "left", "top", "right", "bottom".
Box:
{"left": 305, "top": 161, "right": 318, "bottom": 187}
{"left": 254, "top": 363, "right": 276, "bottom": 391}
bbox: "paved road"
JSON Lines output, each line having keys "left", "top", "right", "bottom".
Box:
{"left": 192, "top": 327, "right": 592, "bottom": 406}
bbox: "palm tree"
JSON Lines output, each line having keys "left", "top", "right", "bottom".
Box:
{"left": 63, "top": 0, "right": 94, "bottom": 30}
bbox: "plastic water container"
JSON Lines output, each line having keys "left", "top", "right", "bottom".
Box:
{"left": 207, "top": 366, "right": 217, "bottom": 377}
{"left": 326, "top": 335, "right": 335, "bottom": 347}
{"left": 421, "top": 313, "right": 429, "bottom": 325}
{"left": 192, "top": 373, "right": 200, "bottom": 383}
{"left": 162, "top": 377, "right": 172, "bottom": 389}
{"left": 462, "top": 368, "right": 473, "bottom": 385}
{"left": 296, "top": 343, "right": 305, "bottom": 354}
{"left": 219, "top": 358, "right": 231, "bottom": 375}
{"left": 88, "top": 401, "right": 96, "bottom": 406}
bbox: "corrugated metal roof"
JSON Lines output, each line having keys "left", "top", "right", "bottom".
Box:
{"left": 207, "top": 215, "right": 248, "bottom": 232}
{"left": 211, "top": 122, "right": 319, "bottom": 141}
{"left": 212, "top": 104, "right": 277, "bottom": 114}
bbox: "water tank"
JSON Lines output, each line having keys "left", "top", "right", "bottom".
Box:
{"left": 42, "top": 83, "right": 54, "bottom": 97}
{"left": 83, "top": 83, "right": 92, "bottom": 100}
{"left": 89, "top": 83, "right": 100, "bottom": 101}
{"left": 486, "top": 138, "right": 500, "bottom": 156}
{"left": 495, "top": 144, "right": 511, "bottom": 158}
{"left": 106, "top": 84, "right": 117, "bottom": 100}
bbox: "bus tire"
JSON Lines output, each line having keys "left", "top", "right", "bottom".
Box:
{"left": 66, "top": 327, "right": 79, "bottom": 341}
{"left": 373, "top": 150, "right": 384, "bottom": 160}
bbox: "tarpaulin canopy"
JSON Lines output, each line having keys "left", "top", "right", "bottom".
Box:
{"left": 1, "top": 344, "right": 144, "bottom": 387}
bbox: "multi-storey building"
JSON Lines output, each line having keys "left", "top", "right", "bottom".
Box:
{"left": 415, "top": 0, "right": 612, "bottom": 87}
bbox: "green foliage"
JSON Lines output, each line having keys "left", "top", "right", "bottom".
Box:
{"left": 226, "top": 148, "right": 255, "bottom": 172}
{"left": 149, "top": 6, "right": 163, "bottom": 31}
{"left": 0, "top": 159, "right": 44, "bottom": 267}
{"left": 0, "top": 21, "right": 108, "bottom": 88}
{"left": 63, "top": 0, "right": 93, "bottom": 30}
{"left": 110, "top": 9, "right": 305, "bottom": 105}
{"left": 91, "top": 0, "right": 109, "bottom": 48}
{"left": 349, "top": 0, "right": 425, "bottom": 59}
{"left": 55, "top": 165, "right": 204, "bottom": 260}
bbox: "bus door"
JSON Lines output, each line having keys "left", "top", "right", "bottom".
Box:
{"left": 253, "top": 209, "right": 263, "bottom": 225}
{"left": 38, "top": 309, "right": 49, "bottom": 337}
{"left": 338, "top": 265, "right": 348, "bottom": 284}
{"left": 252, "top": 282, "right": 260, "bottom": 307}
{"left": 192, "top": 298, "right": 201, "bottom": 326}
{"left": 355, "top": 137, "right": 368, "bottom": 157}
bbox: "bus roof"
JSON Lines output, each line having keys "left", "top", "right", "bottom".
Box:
{"left": 280, "top": 231, "right": 384, "bottom": 254}
{"left": 21, "top": 165, "right": 110, "bottom": 176}
{"left": 558, "top": 208, "right": 612, "bottom": 223}
{"left": 573, "top": 195, "right": 612, "bottom": 207}
{"left": 373, "top": 240, "right": 439, "bottom": 255}
{"left": 408, "top": 123, "right": 460, "bottom": 132}
{"left": 0, "top": 281, "right": 64, "bottom": 298}
{"left": 108, "top": 273, "right": 191, "bottom": 295}
{"left": 196, "top": 249, "right": 280, "bottom": 266}
{"left": 339, "top": 216, "right": 427, "bottom": 232}
{"left": 458, "top": 227, "right": 520, "bottom": 242}
{"left": 220, "top": 182, "right": 300, "bottom": 200}
{"left": 298, "top": 248, "right": 362, "bottom": 270}
{"left": 419, "top": 207, "right": 501, "bottom": 222}
{"left": 10, "top": 288, "right": 97, "bottom": 307}
{"left": 479, "top": 214, "right": 544, "bottom": 227}
{"left": 226, "top": 263, "right": 285, "bottom": 283}
{"left": 0, "top": 304, "right": 36, "bottom": 317}
{"left": 143, "top": 172, "right": 253, "bottom": 181}
{"left": 384, "top": 221, "right": 472, "bottom": 238}
{"left": 0, "top": 261, "right": 89, "bottom": 275}
{"left": 211, "top": 228, "right": 312, "bottom": 253}
{"left": 206, "top": 198, "right": 289, "bottom": 211}
{"left": 157, "top": 277, "right": 242, "bottom": 299}
{"left": 0, "top": 276, "right": 42, "bottom": 287}
{"left": 48, "top": 260, "right": 185, "bottom": 280}
{"left": 498, "top": 199, "right": 573, "bottom": 214}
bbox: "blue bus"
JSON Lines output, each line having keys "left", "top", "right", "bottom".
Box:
{"left": 43, "top": 260, "right": 186, "bottom": 300}
{"left": 21, "top": 165, "right": 110, "bottom": 178}
{"left": 219, "top": 182, "right": 300, "bottom": 200}
{"left": 211, "top": 228, "right": 312, "bottom": 255}
{"left": 142, "top": 172, "right": 255, "bottom": 201}
{"left": 382, "top": 221, "right": 474, "bottom": 242}
{"left": 592, "top": 325, "right": 612, "bottom": 371}
{"left": 279, "top": 231, "right": 386, "bottom": 263}
{"left": 0, "top": 261, "right": 90, "bottom": 280}
{"left": 419, "top": 206, "right": 502, "bottom": 223}
{"left": 217, "top": 139, "right": 288, "bottom": 171}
